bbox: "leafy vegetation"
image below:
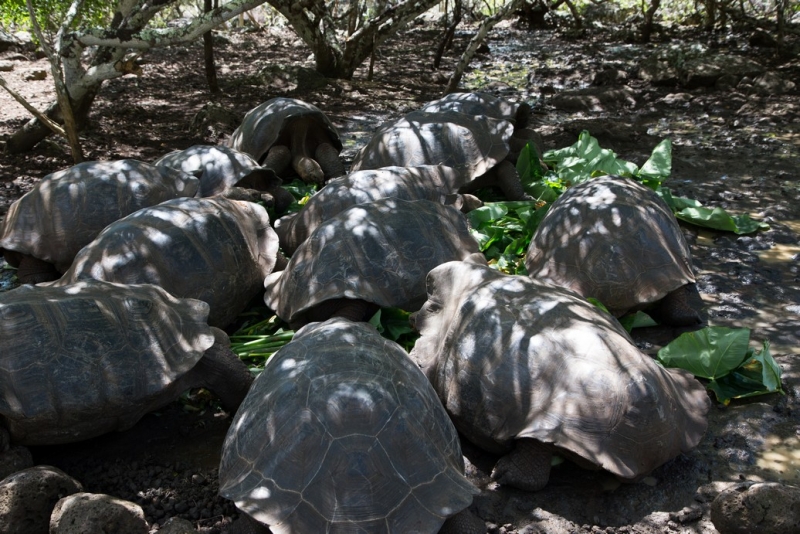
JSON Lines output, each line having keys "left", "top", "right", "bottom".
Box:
{"left": 232, "top": 130, "right": 777, "bottom": 401}
{"left": 0, "top": 0, "right": 111, "bottom": 32}
{"left": 657, "top": 326, "right": 782, "bottom": 404}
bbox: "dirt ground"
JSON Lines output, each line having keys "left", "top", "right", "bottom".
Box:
{"left": 1, "top": 15, "right": 800, "bottom": 533}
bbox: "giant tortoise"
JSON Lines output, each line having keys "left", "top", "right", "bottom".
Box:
{"left": 219, "top": 317, "right": 482, "bottom": 534}
{"left": 350, "top": 109, "right": 531, "bottom": 201}
{"left": 410, "top": 259, "right": 711, "bottom": 491}
{"left": 263, "top": 198, "right": 481, "bottom": 328}
{"left": 0, "top": 280, "right": 253, "bottom": 446}
{"left": 0, "top": 159, "right": 198, "bottom": 284}
{"left": 273, "top": 165, "right": 481, "bottom": 255}
{"left": 525, "top": 175, "right": 704, "bottom": 326}
{"left": 227, "top": 97, "right": 344, "bottom": 185}
{"left": 51, "top": 197, "right": 281, "bottom": 329}
{"left": 153, "top": 144, "right": 295, "bottom": 212}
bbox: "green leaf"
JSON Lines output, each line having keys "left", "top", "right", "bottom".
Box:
{"left": 706, "top": 344, "right": 783, "bottom": 405}
{"left": 638, "top": 138, "right": 672, "bottom": 187}
{"left": 749, "top": 341, "right": 782, "bottom": 393}
{"left": 675, "top": 206, "right": 769, "bottom": 234}
{"left": 619, "top": 311, "right": 658, "bottom": 332}
{"left": 467, "top": 204, "right": 508, "bottom": 226}
{"left": 516, "top": 143, "right": 544, "bottom": 184}
{"left": 657, "top": 326, "right": 751, "bottom": 379}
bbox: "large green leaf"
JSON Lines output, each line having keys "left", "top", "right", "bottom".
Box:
{"left": 657, "top": 326, "right": 752, "bottom": 379}
{"left": 707, "top": 342, "right": 783, "bottom": 404}
{"left": 638, "top": 138, "right": 672, "bottom": 188}
{"left": 675, "top": 206, "right": 769, "bottom": 234}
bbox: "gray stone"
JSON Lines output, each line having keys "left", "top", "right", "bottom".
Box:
{"left": 0, "top": 465, "right": 83, "bottom": 534}
{"left": 0, "top": 446, "right": 33, "bottom": 481}
{"left": 711, "top": 482, "right": 800, "bottom": 534}
{"left": 158, "top": 516, "right": 199, "bottom": 534}
{"left": 638, "top": 58, "right": 680, "bottom": 86}
{"left": 255, "top": 64, "right": 328, "bottom": 93}
{"left": 682, "top": 55, "right": 762, "bottom": 88}
{"left": 550, "top": 86, "right": 636, "bottom": 112}
{"left": 49, "top": 492, "right": 148, "bottom": 534}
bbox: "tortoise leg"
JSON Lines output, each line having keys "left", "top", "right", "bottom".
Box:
{"left": 16, "top": 255, "right": 60, "bottom": 284}
{"left": 493, "top": 160, "right": 533, "bottom": 201}
{"left": 287, "top": 118, "right": 326, "bottom": 185}
{"left": 262, "top": 145, "right": 292, "bottom": 177}
{"left": 491, "top": 438, "right": 553, "bottom": 491}
{"left": 649, "top": 283, "right": 706, "bottom": 327}
{"left": 187, "top": 329, "right": 254, "bottom": 412}
{"left": 439, "top": 509, "right": 485, "bottom": 534}
{"left": 314, "top": 142, "right": 345, "bottom": 181}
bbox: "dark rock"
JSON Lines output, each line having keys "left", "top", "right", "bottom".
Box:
{"left": 711, "top": 482, "right": 800, "bottom": 533}
{"left": 0, "top": 465, "right": 83, "bottom": 534}
{"left": 49, "top": 492, "right": 148, "bottom": 534}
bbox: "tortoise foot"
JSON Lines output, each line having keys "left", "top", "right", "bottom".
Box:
{"left": 491, "top": 438, "right": 552, "bottom": 491}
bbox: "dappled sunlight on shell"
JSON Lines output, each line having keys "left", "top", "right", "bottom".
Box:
{"left": 219, "top": 318, "right": 476, "bottom": 532}
{"left": 264, "top": 198, "right": 480, "bottom": 327}
{"left": 410, "top": 260, "right": 710, "bottom": 480}
{"left": 154, "top": 145, "right": 281, "bottom": 197}
{"left": 0, "top": 160, "right": 199, "bottom": 272}
{"left": 350, "top": 110, "right": 514, "bottom": 182}
{"left": 227, "top": 98, "right": 342, "bottom": 164}
{"left": 526, "top": 175, "right": 696, "bottom": 317}
{"left": 274, "top": 165, "right": 464, "bottom": 254}
{"left": 52, "top": 197, "right": 278, "bottom": 329}
{"left": 0, "top": 280, "right": 213, "bottom": 445}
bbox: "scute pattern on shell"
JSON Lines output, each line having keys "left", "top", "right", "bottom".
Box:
{"left": 410, "top": 260, "right": 710, "bottom": 480}
{"left": 227, "top": 97, "right": 342, "bottom": 163}
{"left": 0, "top": 281, "right": 214, "bottom": 446}
{"left": 154, "top": 145, "right": 281, "bottom": 198}
{"left": 53, "top": 197, "right": 279, "bottom": 328}
{"left": 0, "top": 159, "right": 199, "bottom": 272}
{"left": 525, "top": 175, "right": 696, "bottom": 317}
{"left": 349, "top": 110, "right": 514, "bottom": 183}
{"left": 219, "top": 318, "right": 477, "bottom": 534}
{"left": 273, "top": 165, "right": 463, "bottom": 255}
{"left": 264, "top": 198, "right": 481, "bottom": 326}
{"left": 420, "top": 92, "right": 520, "bottom": 122}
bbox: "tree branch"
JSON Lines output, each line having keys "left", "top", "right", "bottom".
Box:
{"left": 0, "top": 75, "right": 68, "bottom": 138}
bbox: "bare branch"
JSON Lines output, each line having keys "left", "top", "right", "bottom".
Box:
{"left": 0, "top": 75, "right": 68, "bottom": 138}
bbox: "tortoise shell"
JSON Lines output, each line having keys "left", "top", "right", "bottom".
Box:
{"left": 219, "top": 317, "right": 477, "bottom": 533}
{"left": 0, "top": 281, "right": 214, "bottom": 445}
{"left": 0, "top": 159, "right": 198, "bottom": 273}
{"left": 420, "top": 91, "right": 522, "bottom": 123}
{"left": 227, "top": 97, "right": 342, "bottom": 164}
{"left": 273, "top": 165, "right": 464, "bottom": 255}
{"left": 154, "top": 144, "right": 282, "bottom": 198}
{"left": 264, "top": 198, "right": 481, "bottom": 327}
{"left": 410, "top": 260, "right": 710, "bottom": 480}
{"left": 349, "top": 110, "right": 514, "bottom": 186}
{"left": 53, "top": 197, "right": 279, "bottom": 328}
{"left": 525, "top": 175, "right": 697, "bottom": 317}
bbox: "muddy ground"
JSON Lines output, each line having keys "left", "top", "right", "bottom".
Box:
{"left": 1, "top": 15, "right": 799, "bottom": 533}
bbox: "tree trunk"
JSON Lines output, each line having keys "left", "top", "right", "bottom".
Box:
{"left": 204, "top": 0, "right": 220, "bottom": 93}
{"left": 640, "top": 0, "right": 661, "bottom": 43}
{"left": 445, "top": 0, "right": 524, "bottom": 94}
